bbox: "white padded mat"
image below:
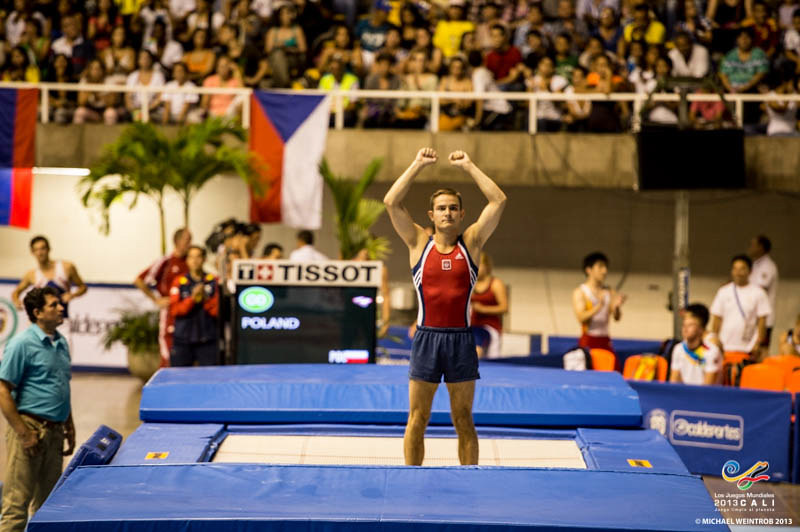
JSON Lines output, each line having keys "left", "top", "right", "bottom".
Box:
{"left": 212, "top": 435, "right": 587, "bottom": 468}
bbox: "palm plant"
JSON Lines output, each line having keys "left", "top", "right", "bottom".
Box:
{"left": 319, "top": 158, "right": 390, "bottom": 260}
{"left": 80, "top": 118, "right": 260, "bottom": 254}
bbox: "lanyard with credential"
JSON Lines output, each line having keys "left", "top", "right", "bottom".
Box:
{"left": 682, "top": 342, "right": 705, "bottom": 366}
{"left": 732, "top": 285, "right": 747, "bottom": 320}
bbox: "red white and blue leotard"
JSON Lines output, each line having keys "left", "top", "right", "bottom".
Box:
{"left": 412, "top": 236, "right": 479, "bottom": 328}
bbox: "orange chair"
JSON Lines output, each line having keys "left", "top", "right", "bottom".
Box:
{"left": 763, "top": 355, "right": 800, "bottom": 384}
{"left": 589, "top": 348, "right": 617, "bottom": 372}
{"left": 623, "top": 354, "right": 668, "bottom": 382}
{"left": 786, "top": 369, "right": 800, "bottom": 394}
{"left": 724, "top": 351, "right": 751, "bottom": 365}
{"left": 739, "top": 363, "right": 785, "bottom": 392}
{"left": 722, "top": 351, "right": 752, "bottom": 386}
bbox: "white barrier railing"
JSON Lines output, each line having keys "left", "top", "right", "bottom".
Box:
{"left": 3, "top": 81, "right": 800, "bottom": 134}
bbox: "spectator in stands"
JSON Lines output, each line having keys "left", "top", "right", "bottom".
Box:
{"left": 293, "top": 0, "right": 330, "bottom": 52}
{"left": 527, "top": 55, "right": 569, "bottom": 131}
{"left": 572, "top": 251, "right": 626, "bottom": 352}
{"left": 624, "top": 38, "right": 646, "bottom": 74}
{"left": 318, "top": 24, "right": 364, "bottom": 79}
{"left": 469, "top": 50, "right": 514, "bottom": 130}
{"left": 668, "top": 31, "right": 710, "bottom": 77}
{"left": 620, "top": 4, "right": 666, "bottom": 58}
{"left": 5, "top": 0, "right": 47, "bottom": 48}
{"left": 145, "top": 18, "right": 185, "bottom": 70}
{"left": 689, "top": 85, "right": 729, "bottom": 127}
{"left": 414, "top": 26, "right": 444, "bottom": 74}
{"left": 438, "top": 55, "right": 475, "bottom": 131}
{"left": 742, "top": 1, "right": 778, "bottom": 57}
{"left": 125, "top": 49, "right": 166, "bottom": 121}
{"left": 643, "top": 56, "right": 680, "bottom": 124}
{"left": 138, "top": 0, "right": 172, "bottom": 45}
{"left": 101, "top": 25, "right": 136, "bottom": 78}
{"left": 241, "top": 14, "right": 271, "bottom": 88}
{"left": 201, "top": 55, "right": 243, "bottom": 119}
{"left": 592, "top": 7, "right": 623, "bottom": 55}
{"left": 779, "top": 0, "right": 799, "bottom": 29}
{"left": 396, "top": 48, "right": 438, "bottom": 128}
{"left": 748, "top": 235, "right": 779, "bottom": 348}
{"left": 674, "top": 0, "right": 713, "bottom": 46}
{"left": 475, "top": 2, "right": 503, "bottom": 51}
{"left": 782, "top": 9, "right": 800, "bottom": 73}
{"left": 764, "top": 71, "right": 798, "bottom": 135}
{"left": 486, "top": 23, "right": 525, "bottom": 90}
{"left": 586, "top": 54, "right": 627, "bottom": 132}
{"left": 74, "top": 58, "right": 120, "bottom": 124}
{"left": 433, "top": 0, "right": 475, "bottom": 59}
{"left": 400, "top": 3, "right": 425, "bottom": 49}
{"left": 168, "top": 246, "right": 220, "bottom": 367}
{"left": 19, "top": 18, "right": 51, "bottom": 69}
{"left": 577, "top": 0, "right": 620, "bottom": 28}
{"left": 266, "top": 3, "right": 307, "bottom": 88}
{"left": 564, "top": 65, "right": 592, "bottom": 130}
{"left": 459, "top": 30, "right": 481, "bottom": 56}
{"left": 379, "top": 26, "right": 408, "bottom": 68}
{"left": 470, "top": 252, "right": 508, "bottom": 359}
{"left": 262, "top": 243, "right": 284, "bottom": 259}
{"left": 579, "top": 36, "right": 614, "bottom": 69}
{"left": 709, "top": 254, "right": 771, "bottom": 361}
{"left": 521, "top": 30, "right": 548, "bottom": 68}
{"left": 629, "top": 44, "right": 660, "bottom": 92}
{"left": 319, "top": 54, "right": 360, "bottom": 127}
{"left": 289, "top": 230, "right": 328, "bottom": 261}
{"left": 44, "top": 54, "right": 77, "bottom": 124}
{"left": 707, "top": 0, "right": 751, "bottom": 54}
{"left": 362, "top": 52, "right": 401, "bottom": 128}
{"left": 162, "top": 62, "right": 201, "bottom": 124}
{"left": 51, "top": 13, "right": 95, "bottom": 76}
{"left": 546, "top": 0, "right": 591, "bottom": 52}
{"left": 2, "top": 46, "right": 40, "bottom": 82}
{"left": 88, "top": 0, "right": 122, "bottom": 52}
{"left": 356, "top": 0, "right": 394, "bottom": 68}
{"left": 185, "top": 0, "right": 224, "bottom": 37}
{"left": 669, "top": 303, "right": 722, "bottom": 385}
{"left": 183, "top": 28, "right": 216, "bottom": 82}
{"left": 515, "top": 4, "right": 548, "bottom": 51}
{"left": 778, "top": 314, "right": 800, "bottom": 356}
{"left": 553, "top": 33, "right": 579, "bottom": 81}
{"left": 720, "top": 28, "right": 768, "bottom": 125}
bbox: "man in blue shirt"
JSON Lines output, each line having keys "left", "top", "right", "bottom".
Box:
{"left": 0, "top": 287, "right": 75, "bottom": 532}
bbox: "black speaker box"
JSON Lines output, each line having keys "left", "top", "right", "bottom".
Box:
{"left": 636, "top": 127, "right": 747, "bottom": 190}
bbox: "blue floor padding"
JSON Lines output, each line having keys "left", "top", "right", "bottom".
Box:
{"left": 140, "top": 364, "right": 642, "bottom": 427}
{"left": 576, "top": 428, "right": 690, "bottom": 475}
{"left": 31, "top": 463, "right": 725, "bottom": 532}
{"left": 110, "top": 423, "right": 225, "bottom": 465}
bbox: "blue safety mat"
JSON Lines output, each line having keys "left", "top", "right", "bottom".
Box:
{"left": 140, "top": 364, "right": 642, "bottom": 427}
{"left": 576, "top": 428, "right": 690, "bottom": 475}
{"left": 32, "top": 463, "right": 725, "bottom": 531}
{"left": 111, "top": 423, "right": 224, "bottom": 465}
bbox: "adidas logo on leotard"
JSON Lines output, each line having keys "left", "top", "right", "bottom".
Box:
{"left": 456, "top": 253, "right": 464, "bottom": 260}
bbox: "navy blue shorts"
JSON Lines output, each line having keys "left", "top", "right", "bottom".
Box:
{"left": 410, "top": 326, "right": 480, "bottom": 383}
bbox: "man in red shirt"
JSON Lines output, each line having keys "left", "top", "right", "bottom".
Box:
{"left": 134, "top": 228, "right": 192, "bottom": 365}
{"left": 485, "top": 24, "right": 524, "bottom": 90}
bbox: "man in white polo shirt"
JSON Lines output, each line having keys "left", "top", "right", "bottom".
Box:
{"left": 710, "top": 254, "right": 771, "bottom": 361}
{"left": 747, "top": 235, "right": 778, "bottom": 349}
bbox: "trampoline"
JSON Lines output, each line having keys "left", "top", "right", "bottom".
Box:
{"left": 30, "top": 364, "right": 728, "bottom": 532}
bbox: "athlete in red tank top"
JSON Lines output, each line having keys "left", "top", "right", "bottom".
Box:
{"left": 384, "top": 147, "right": 506, "bottom": 467}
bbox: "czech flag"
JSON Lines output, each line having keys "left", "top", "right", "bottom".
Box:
{"left": 0, "top": 88, "right": 37, "bottom": 229}
{"left": 249, "top": 91, "right": 331, "bottom": 229}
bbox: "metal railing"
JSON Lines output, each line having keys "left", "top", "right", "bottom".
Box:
{"left": 3, "top": 81, "right": 800, "bottom": 134}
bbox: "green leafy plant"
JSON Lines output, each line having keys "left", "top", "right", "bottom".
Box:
{"left": 319, "top": 157, "right": 390, "bottom": 260}
{"left": 80, "top": 118, "right": 262, "bottom": 254}
{"left": 102, "top": 310, "right": 160, "bottom": 355}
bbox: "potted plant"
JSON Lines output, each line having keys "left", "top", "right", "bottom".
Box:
{"left": 103, "top": 310, "right": 161, "bottom": 382}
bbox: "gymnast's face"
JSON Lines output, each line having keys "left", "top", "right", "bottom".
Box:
{"left": 428, "top": 195, "right": 464, "bottom": 231}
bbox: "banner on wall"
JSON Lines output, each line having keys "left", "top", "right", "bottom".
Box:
{"left": 0, "top": 280, "right": 155, "bottom": 369}
{"left": 630, "top": 380, "right": 792, "bottom": 482}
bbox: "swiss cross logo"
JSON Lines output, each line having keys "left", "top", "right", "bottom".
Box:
{"left": 256, "top": 264, "right": 274, "bottom": 281}
{"left": 442, "top": 259, "right": 452, "bottom": 271}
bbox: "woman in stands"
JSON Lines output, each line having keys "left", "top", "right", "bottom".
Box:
{"left": 74, "top": 58, "right": 120, "bottom": 124}
{"left": 778, "top": 314, "right": 800, "bottom": 356}
{"left": 88, "top": 0, "right": 122, "bottom": 52}
{"left": 396, "top": 47, "right": 438, "bottom": 128}
{"left": 318, "top": 24, "right": 364, "bottom": 77}
{"left": 101, "top": 25, "right": 136, "bottom": 78}
{"left": 470, "top": 253, "right": 508, "bottom": 359}
{"left": 183, "top": 28, "right": 216, "bottom": 83}
{"left": 44, "top": 54, "right": 76, "bottom": 124}
{"left": 265, "top": 3, "right": 308, "bottom": 87}
{"left": 2, "top": 45, "right": 40, "bottom": 82}
{"left": 438, "top": 55, "right": 475, "bottom": 131}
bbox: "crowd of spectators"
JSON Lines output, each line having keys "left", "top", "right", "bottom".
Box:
{"left": 2, "top": 0, "right": 800, "bottom": 132}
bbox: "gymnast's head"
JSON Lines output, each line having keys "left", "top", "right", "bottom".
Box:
{"left": 428, "top": 188, "right": 464, "bottom": 232}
